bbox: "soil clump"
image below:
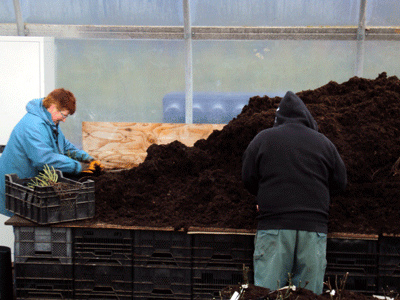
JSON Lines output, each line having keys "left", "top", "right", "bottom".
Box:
{"left": 81, "top": 72, "right": 400, "bottom": 235}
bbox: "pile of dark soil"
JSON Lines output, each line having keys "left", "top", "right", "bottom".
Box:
{"left": 84, "top": 72, "right": 400, "bottom": 235}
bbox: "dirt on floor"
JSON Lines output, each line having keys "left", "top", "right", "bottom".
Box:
{"left": 77, "top": 72, "right": 400, "bottom": 236}
{"left": 219, "top": 283, "right": 390, "bottom": 300}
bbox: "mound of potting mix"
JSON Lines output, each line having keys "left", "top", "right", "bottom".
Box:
{"left": 83, "top": 72, "right": 400, "bottom": 235}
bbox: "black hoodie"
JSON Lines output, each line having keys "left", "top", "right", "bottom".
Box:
{"left": 242, "top": 91, "right": 347, "bottom": 233}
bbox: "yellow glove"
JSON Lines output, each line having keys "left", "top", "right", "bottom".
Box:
{"left": 81, "top": 160, "right": 104, "bottom": 174}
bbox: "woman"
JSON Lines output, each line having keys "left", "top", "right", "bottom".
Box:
{"left": 0, "top": 88, "right": 101, "bottom": 217}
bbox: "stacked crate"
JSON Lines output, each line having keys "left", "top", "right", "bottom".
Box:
{"left": 324, "top": 237, "right": 379, "bottom": 294}
{"left": 14, "top": 226, "right": 74, "bottom": 300}
{"left": 378, "top": 235, "right": 400, "bottom": 294}
{"left": 73, "top": 228, "right": 133, "bottom": 300}
{"left": 133, "top": 230, "right": 192, "bottom": 299}
{"left": 191, "top": 233, "right": 254, "bottom": 300}
{"left": 5, "top": 171, "right": 95, "bottom": 225}
{"left": 12, "top": 224, "right": 399, "bottom": 299}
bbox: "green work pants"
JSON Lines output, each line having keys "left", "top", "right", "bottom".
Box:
{"left": 253, "top": 229, "right": 327, "bottom": 294}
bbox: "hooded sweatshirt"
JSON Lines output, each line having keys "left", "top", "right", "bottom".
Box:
{"left": 0, "top": 98, "right": 92, "bottom": 216}
{"left": 242, "top": 91, "right": 347, "bottom": 233}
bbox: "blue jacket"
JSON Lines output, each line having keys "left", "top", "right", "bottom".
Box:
{"left": 0, "top": 98, "right": 92, "bottom": 216}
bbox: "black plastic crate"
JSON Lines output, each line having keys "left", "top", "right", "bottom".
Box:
{"left": 74, "top": 291, "right": 132, "bottom": 300}
{"left": 191, "top": 233, "right": 253, "bottom": 270}
{"left": 14, "top": 262, "right": 74, "bottom": 299}
{"left": 378, "top": 236, "right": 400, "bottom": 293}
{"left": 14, "top": 226, "right": 72, "bottom": 264}
{"left": 379, "top": 236, "right": 400, "bottom": 272}
{"left": 133, "top": 230, "right": 192, "bottom": 268}
{"left": 15, "top": 262, "right": 73, "bottom": 279}
{"left": 133, "top": 266, "right": 192, "bottom": 298}
{"left": 378, "top": 275, "right": 400, "bottom": 294}
{"left": 15, "top": 262, "right": 73, "bottom": 299}
{"left": 74, "top": 264, "right": 133, "bottom": 293}
{"left": 15, "top": 277, "right": 73, "bottom": 300}
{"left": 5, "top": 170, "right": 95, "bottom": 224}
{"left": 192, "top": 268, "right": 246, "bottom": 300}
{"left": 133, "top": 292, "right": 191, "bottom": 299}
{"left": 326, "top": 238, "right": 378, "bottom": 276}
{"left": 74, "top": 228, "right": 133, "bottom": 266}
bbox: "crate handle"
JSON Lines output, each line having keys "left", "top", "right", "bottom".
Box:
{"left": 211, "top": 254, "right": 233, "bottom": 260}
{"left": 94, "top": 250, "right": 113, "bottom": 256}
{"left": 86, "top": 259, "right": 122, "bottom": 265}
{"left": 93, "top": 286, "right": 114, "bottom": 292}
{"left": 151, "top": 252, "right": 173, "bottom": 259}
{"left": 152, "top": 288, "right": 174, "bottom": 295}
{"left": 35, "top": 251, "right": 52, "bottom": 255}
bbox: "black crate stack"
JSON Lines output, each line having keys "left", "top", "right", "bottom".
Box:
{"left": 133, "top": 230, "right": 192, "bottom": 299}
{"left": 73, "top": 228, "right": 133, "bottom": 300}
{"left": 12, "top": 226, "right": 400, "bottom": 299}
{"left": 191, "top": 233, "right": 254, "bottom": 300}
{"left": 324, "top": 238, "right": 378, "bottom": 294}
{"left": 14, "top": 226, "right": 74, "bottom": 300}
{"left": 378, "top": 236, "right": 400, "bottom": 294}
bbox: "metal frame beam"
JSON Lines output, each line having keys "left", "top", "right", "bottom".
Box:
{"left": 12, "top": 0, "right": 24, "bottom": 36}
{"left": 0, "top": 24, "right": 400, "bottom": 41}
{"left": 183, "top": 0, "right": 193, "bottom": 124}
{"left": 355, "top": 0, "right": 367, "bottom": 77}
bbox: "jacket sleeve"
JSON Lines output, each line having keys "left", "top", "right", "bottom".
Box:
{"left": 22, "top": 122, "right": 82, "bottom": 175}
{"left": 241, "top": 137, "right": 261, "bottom": 196}
{"left": 329, "top": 147, "right": 347, "bottom": 196}
{"left": 62, "top": 135, "right": 93, "bottom": 161}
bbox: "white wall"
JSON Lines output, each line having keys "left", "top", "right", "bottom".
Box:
{"left": 0, "top": 36, "right": 55, "bottom": 258}
{"left": 0, "top": 36, "right": 55, "bottom": 145}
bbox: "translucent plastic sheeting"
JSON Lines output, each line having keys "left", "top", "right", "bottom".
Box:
{"left": 367, "top": 0, "right": 400, "bottom": 26}
{"left": 14, "top": 0, "right": 185, "bottom": 26}
{"left": 2, "top": 0, "right": 399, "bottom": 27}
{"left": 191, "top": 0, "right": 361, "bottom": 26}
{"left": 0, "top": 0, "right": 15, "bottom": 23}
{"left": 363, "top": 41, "right": 400, "bottom": 78}
{"left": 0, "top": 0, "right": 361, "bottom": 26}
{"left": 192, "top": 40, "right": 359, "bottom": 94}
{"left": 55, "top": 38, "right": 186, "bottom": 149}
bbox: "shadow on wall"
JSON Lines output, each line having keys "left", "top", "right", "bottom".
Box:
{"left": 162, "top": 91, "right": 285, "bottom": 124}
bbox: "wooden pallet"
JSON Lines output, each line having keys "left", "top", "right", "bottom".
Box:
{"left": 82, "top": 122, "right": 225, "bottom": 170}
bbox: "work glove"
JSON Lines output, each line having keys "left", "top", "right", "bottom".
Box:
{"left": 81, "top": 160, "right": 105, "bottom": 174}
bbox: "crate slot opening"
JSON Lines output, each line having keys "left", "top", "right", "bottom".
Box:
{"left": 36, "top": 285, "right": 54, "bottom": 290}
{"left": 211, "top": 254, "right": 233, "bottom": 260}
{"left": 28, "top": 292, "right": 63, "bottom": 299}
{"left": 86, "top": 259, "right": 122, "bottom": 265}
{"left": 94, "top": 250, "right": 113, "bottom": 256}
{"left": 35, "top": 251, "right": 52, "bottom": 255}
{"left": 93, "top": 286, "right": 115, "bottom": 292}
{"left": 151, "top": 252, "right": 174, "bottom": 259}
{"left": 26, "top": 257, "right": 61, "bottom": 263}
{"left": 146, "top": 260, "right": 178, "bottom": 266}
{"left": 152, "top": 288, "right": 174, "bottom": 295}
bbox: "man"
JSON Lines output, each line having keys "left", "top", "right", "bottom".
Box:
{"left": 242, "top": 91, "right": 347, "bottom": 294}
{"left": 0, "top": 88, "right": 102, "bottom": 217}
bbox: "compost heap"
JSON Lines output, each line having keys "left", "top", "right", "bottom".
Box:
{"left": 86, "top": 72, "right": 400, "bottom": 235}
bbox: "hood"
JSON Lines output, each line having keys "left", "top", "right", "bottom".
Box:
{"left": 273, "top": 91, "right": 318, "bottom": 131}
{"left": 26, "top": 98, "right": 56, "bottom": 127}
